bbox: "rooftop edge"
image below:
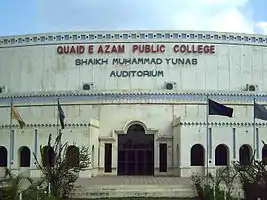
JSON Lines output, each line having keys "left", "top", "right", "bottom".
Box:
{"left": 1, "top": 30, "right": 266, "bottom": 39}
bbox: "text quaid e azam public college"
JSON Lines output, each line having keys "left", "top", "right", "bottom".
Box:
{"left": 56, "top": 43, "right": 216, "bottom": 78}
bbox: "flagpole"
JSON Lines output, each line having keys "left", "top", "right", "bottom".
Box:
{"left": 57, "top": 98, "right": 65, "bottom": 155}
{"left": 206, "top": 95, "right": 209, "bottom": 181}
{"left": 253, "top": 97, "right": 256, "bottom": 157}
{"left": 57, "top": 98, "right": 59, "bottom": 137}
{"left": 9, "top": 97, "right": 13, "bottom": 170}
{"left": 57, "top": 98, "right": 61, "bottom": 155}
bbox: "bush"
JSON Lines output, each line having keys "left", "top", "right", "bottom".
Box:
{"left": 0, "top": 131, "right": 91, "bottom": 200}
{"left": 0, "top": 168, "right": 32, "bottom": 200}
{"left": 233, "top": 148, "right": 267, "bottom": 200}
{"left": 33, "top": 132, "right": 91, "bottom": 199}
{"left": 191, "top": 166, "right": 238, "bottom": 200}
{"left": 202, "top": 184, "right": 238, "bottom": 200}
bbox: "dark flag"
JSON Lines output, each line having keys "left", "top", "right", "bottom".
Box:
{"left": 254, "top": 103, "right": 267, "bottom": 121}
{"left": 58, "top": 99, "right": 65, "bottom": 130}
{"left": 208, "top": 99, "right": 233, "bottom": 118}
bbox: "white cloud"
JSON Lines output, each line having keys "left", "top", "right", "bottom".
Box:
{"left": 37, "top": 0, "right": 256, "bottom": 34}
{"left": 256, "top": 22, "right": 267, "bottom": 34}
{"left": 209, "top": 8, "right": 254, "bottom": 33}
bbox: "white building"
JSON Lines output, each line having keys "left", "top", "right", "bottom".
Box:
{"left": 0, "top": 31, "right": 267, "bottom": 178}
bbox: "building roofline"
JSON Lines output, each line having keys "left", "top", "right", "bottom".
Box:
{"left": 1, "top": 30, "right": 266, "bottom": 39}
{"left": 1, "top": 30, "right": 267, "bottom": 48}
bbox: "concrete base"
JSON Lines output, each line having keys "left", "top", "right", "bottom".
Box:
{"left": 71, "top": 185, "right": 197, "bottom": 199}
{"left": 70, "top": 176, "right": 197, "bottom": 199}
{"left": 70, "top": 176, "right": 244, "bottom": 199}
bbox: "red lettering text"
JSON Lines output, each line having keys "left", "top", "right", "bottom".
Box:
{"left": 132, "top": 44, "right": 165, "bottom": 53}
{"left": 57, "top": 43, "right": 216, "bottom": 55}
{"left": 97, "top": 45, "right": 125, "bottom": 54}
{"left": 88, "top": 45, "right": 94, "bottom": 54}
{"left": 57, "top": 45, "right": 85, "bottom": 54}
{"left": 173, "top": 44, "right": 216, "bottom": 54}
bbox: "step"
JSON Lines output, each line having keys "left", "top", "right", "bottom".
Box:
{"left": 79, "top": 184, "right": 195, "bottom": 190}
{"left": 70, "top": 186, "right": 197, "bottom": 199}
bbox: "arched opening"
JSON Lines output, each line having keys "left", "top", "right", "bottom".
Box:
{"left": 215, "top": 144, "right": 229, "bottom": 166}
{"left": 91, "top": 145, "right": 95, "bottom": 168}
{"left": 66, "top": 145, "right": 79, "bottom": 168}
{"left": 262, "top": 145, "right": 267, "bottom": 165}
{"left": 239, "top": 144, "right": 252, "bottom": 165}
{"left": 118, "top": 124, "right": 154, "bottom": 175}
{"left": 42, "top": 146, "right": 55, "bottom": 167}
{"left": 190, "top": 144, "right": 204, "bottom": 166}
{"left": 0, "top": 146, "right": 7, "bottom": 167}
{"left": 19, "top": 146, "right": 31, "bottom": 167}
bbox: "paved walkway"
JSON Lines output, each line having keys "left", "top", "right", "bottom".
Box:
{"left": 75, "top": 176, "right": 192, "bottom": 186}
{"left": 72, "top": 176, "right": 196, "bottom": 198}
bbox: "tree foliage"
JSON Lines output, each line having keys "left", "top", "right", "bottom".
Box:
{"left": 0, "top": 168, "right": 29, "bottom": 200}
{"left": 233, "top": 148, "right": 267, "bottom": 200}
{"left": 0, "top": 131, "right": 91, "bottom": 199}
{"left": 191, "top": 166, "right": 238, "bottom": 200}
{"left": 191, "top": 141, "right": 267, "bottom": 200}
{"left": 33, "top": 131, "right": 91, "bottom": 199}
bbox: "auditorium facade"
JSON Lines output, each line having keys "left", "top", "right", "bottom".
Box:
{"left": 0, "top": 31, "right": 267, "bottom": 178}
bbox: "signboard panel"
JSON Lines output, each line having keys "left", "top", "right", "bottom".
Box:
{"left": 56, "top": 43, "right": 216, "bottom": 78}
{"left": 1, "top": 33, "right": 267, "bottom": 93}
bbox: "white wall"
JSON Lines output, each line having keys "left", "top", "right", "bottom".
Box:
{"left": 0, "top": 101, "right": 266, "bottom": 177}
{"left": 0, "top": 31, "right": 267, "bottom": 93}
{"left": 1, "top": 31, "right": 267, "bottom": 177}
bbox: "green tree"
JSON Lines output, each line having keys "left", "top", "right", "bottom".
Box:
{"left": 0, "top": 168, "right": 31, "bottom": 200}
{"left": 233, "top": 148, "right": 267, "bottom": 200}
{"left": 191, "top": 166, "right": 238, "bottom": 200}
{"left": 33, "top": 131, "right": 91, "bottom": 199}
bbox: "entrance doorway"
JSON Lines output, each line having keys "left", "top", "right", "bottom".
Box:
{"left": 118, "top": 124, "right": 154, "bottom": 175}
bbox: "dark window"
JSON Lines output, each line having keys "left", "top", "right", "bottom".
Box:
{"left": 0, "top": 146, "right": 7, "bottom": 167}
{"left": 91, "top": 145, "right": 95, "bottom": 168}
{"left": 66, "top": 146, "right": 79, "bottom": 168}
{"left": 239, "top": 144, "right": 252, "bottom": 165}
{"left": 104, "top": 143, "right": 112, "bottom": 172}
{"left": 159, "top": 143, "right": 167, "bottom": 172}
{"left": 215, "top": 144, "right": 228, "bottom": 166}
{"left": 20, "top": 146, "right": 31, "bottom": 167}
{"left": 42, "top": 146, "right": 55, "bottom": 167}
{"left": 262, "top": 145, "right": 267, "bottom": 165}
{"left": 191, "top": 144, "right": 204, "bottom": 166}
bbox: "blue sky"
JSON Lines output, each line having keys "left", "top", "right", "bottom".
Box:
{"left": 0, "top": 0, "right": 267, "bottom": 36}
